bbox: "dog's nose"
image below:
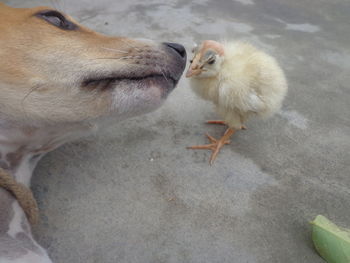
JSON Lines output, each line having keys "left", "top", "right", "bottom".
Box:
{"left": 163, "top": 42, "right": 186, "bottom": 59}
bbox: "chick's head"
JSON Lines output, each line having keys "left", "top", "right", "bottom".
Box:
{"left": 186, "top": 40, "right": 224, "bottom": 79}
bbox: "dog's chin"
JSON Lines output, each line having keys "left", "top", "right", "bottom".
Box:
{"left": 109, "top": 76, "right": 177, "bottom": 118}
{"left": 128, "top": 75, "right": 177, "bottom": 99}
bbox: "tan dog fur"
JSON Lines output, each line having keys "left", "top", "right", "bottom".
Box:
{"left": 0, "top": 3, "right": 186, "bottom": 262}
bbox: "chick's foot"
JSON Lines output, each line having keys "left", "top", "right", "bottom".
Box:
{"left": 187, "top": 128, "right": 236, "bottom": 165}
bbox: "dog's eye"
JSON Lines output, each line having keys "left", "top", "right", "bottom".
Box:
{"left": 36, "top": 10, "right": 77, "bottom": 30}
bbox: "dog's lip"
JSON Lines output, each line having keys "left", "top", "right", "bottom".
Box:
{"left": 81, "top": 73, "right": 177, "bottom": 90}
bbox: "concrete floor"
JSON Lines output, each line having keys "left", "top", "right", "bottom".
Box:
{"left": 5, "top": 0, "right": 350, "bottom": 262}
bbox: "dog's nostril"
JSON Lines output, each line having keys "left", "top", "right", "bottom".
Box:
{"left": 163, "top": 42, "right": 186, "bottom": 59}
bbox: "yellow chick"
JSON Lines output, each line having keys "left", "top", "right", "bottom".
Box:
{"left": 187, "top": 40, "right": 288, "bottom": 165}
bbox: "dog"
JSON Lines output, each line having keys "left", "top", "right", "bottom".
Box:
{"left": 0, "top": 3, "right": 186, "bottom": 262}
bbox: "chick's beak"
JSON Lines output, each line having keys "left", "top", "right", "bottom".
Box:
{"left": 186, "top": 54, "right": 202, "bottom": 78}
{"left": 186, "top": 67, "right": 202, "bottom": 78}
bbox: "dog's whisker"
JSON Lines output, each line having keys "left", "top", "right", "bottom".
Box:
{"left": 90, "top": 56, "right": 130, "bottom": 60}
{"left": 50, "top": 0, "right": 63, "bottom": 12}
{"left": 158, "top": 66, "right": 170, "bottom": 85}
{"left": 56, "top": 0, "right": 64, "bottom": 12}
{"left": 21, "top": 84, "right": 44, "bottom": 112}
{"left": 120, "top": 39, "right": 142, "bottom": 52}
{"left": 161, "top": 70, "right": 170, "bottom": 84}
{"left": 78, "top": 15, "right": 96, "bottom": 23}
{"left": 60, "top": 0, "right": 68, "bottom": 13}
{"left": 48, "top": 0, "right": 57, "bottom": 10}
{"left": 101, "top": 47, "right": 129, "bottom": 54}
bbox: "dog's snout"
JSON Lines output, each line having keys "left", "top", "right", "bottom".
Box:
{"left": 163, "top": 42, "right": 186, "bottom": 59}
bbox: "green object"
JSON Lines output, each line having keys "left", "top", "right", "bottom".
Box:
{"left": 311, "top": 215, "right": 350, "bottom": 263}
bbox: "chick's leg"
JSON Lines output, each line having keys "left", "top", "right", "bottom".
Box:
{"left": 206, "top": 120, "right": 226, "bottom": 125}
{"left": 206, "top": 120, "right": 247, "bottom": 130}
{"left": 187, "top": 128, "right": 236, "bottom": 165}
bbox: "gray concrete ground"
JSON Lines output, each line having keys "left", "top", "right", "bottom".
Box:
{"left": 5, "top": 0, "right": 350, "bottom": 262}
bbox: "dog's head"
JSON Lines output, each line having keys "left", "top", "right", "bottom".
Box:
{"left": 0, "top": 4, "right": 186, "bottom": 125}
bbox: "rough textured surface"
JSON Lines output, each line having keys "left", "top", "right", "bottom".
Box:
{"left": 4, "top": 0, "right": 350, "bottom": 262}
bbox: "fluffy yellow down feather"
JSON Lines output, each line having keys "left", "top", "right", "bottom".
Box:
{"left": 189, "top": 41, "right": 288, "bottom": 129}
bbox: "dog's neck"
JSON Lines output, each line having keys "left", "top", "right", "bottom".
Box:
{"left": 0, "top": 123, "right": 46, "bottom": 186}
{"left": 0, "top": 120, "right": 93, "bottom": 183}
{"left": 0, "top": 119, "right": 96, "bottom": 240}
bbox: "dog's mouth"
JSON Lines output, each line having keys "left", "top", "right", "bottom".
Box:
{"left": 81, "top": 71, "right": 179, "bottom": 97}
{"left": 82, "top": 73, "right": 176, "bottom": 90}
{"left": 81, "top": 42, "right": 186, "bottom": 99}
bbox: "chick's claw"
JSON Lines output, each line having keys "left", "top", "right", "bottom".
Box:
{"left": 205, "top": 133, "right": 226, "bottom": 143}
{"left": 187, "top": 128, "right": 236, "bottom": 165}
{"left": 187, "top": 138, "right": 230, "bottom": 150}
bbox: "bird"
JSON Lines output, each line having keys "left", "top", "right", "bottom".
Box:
{"left": 186, "top": 40, "right": 288, "bottom": 165}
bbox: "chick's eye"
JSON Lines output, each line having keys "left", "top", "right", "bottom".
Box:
{"left": 36, "top": 10, "right": 77, "bottom": 30}
{"left": 208, "top": 59, "right": 215, "bottom": 65}
{"left": 190, "top": 59, "right": 193, "bottom": 63}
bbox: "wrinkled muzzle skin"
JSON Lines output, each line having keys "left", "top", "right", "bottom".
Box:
{"left": 0, "top": 4, "right": 186, "bottom": 125}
